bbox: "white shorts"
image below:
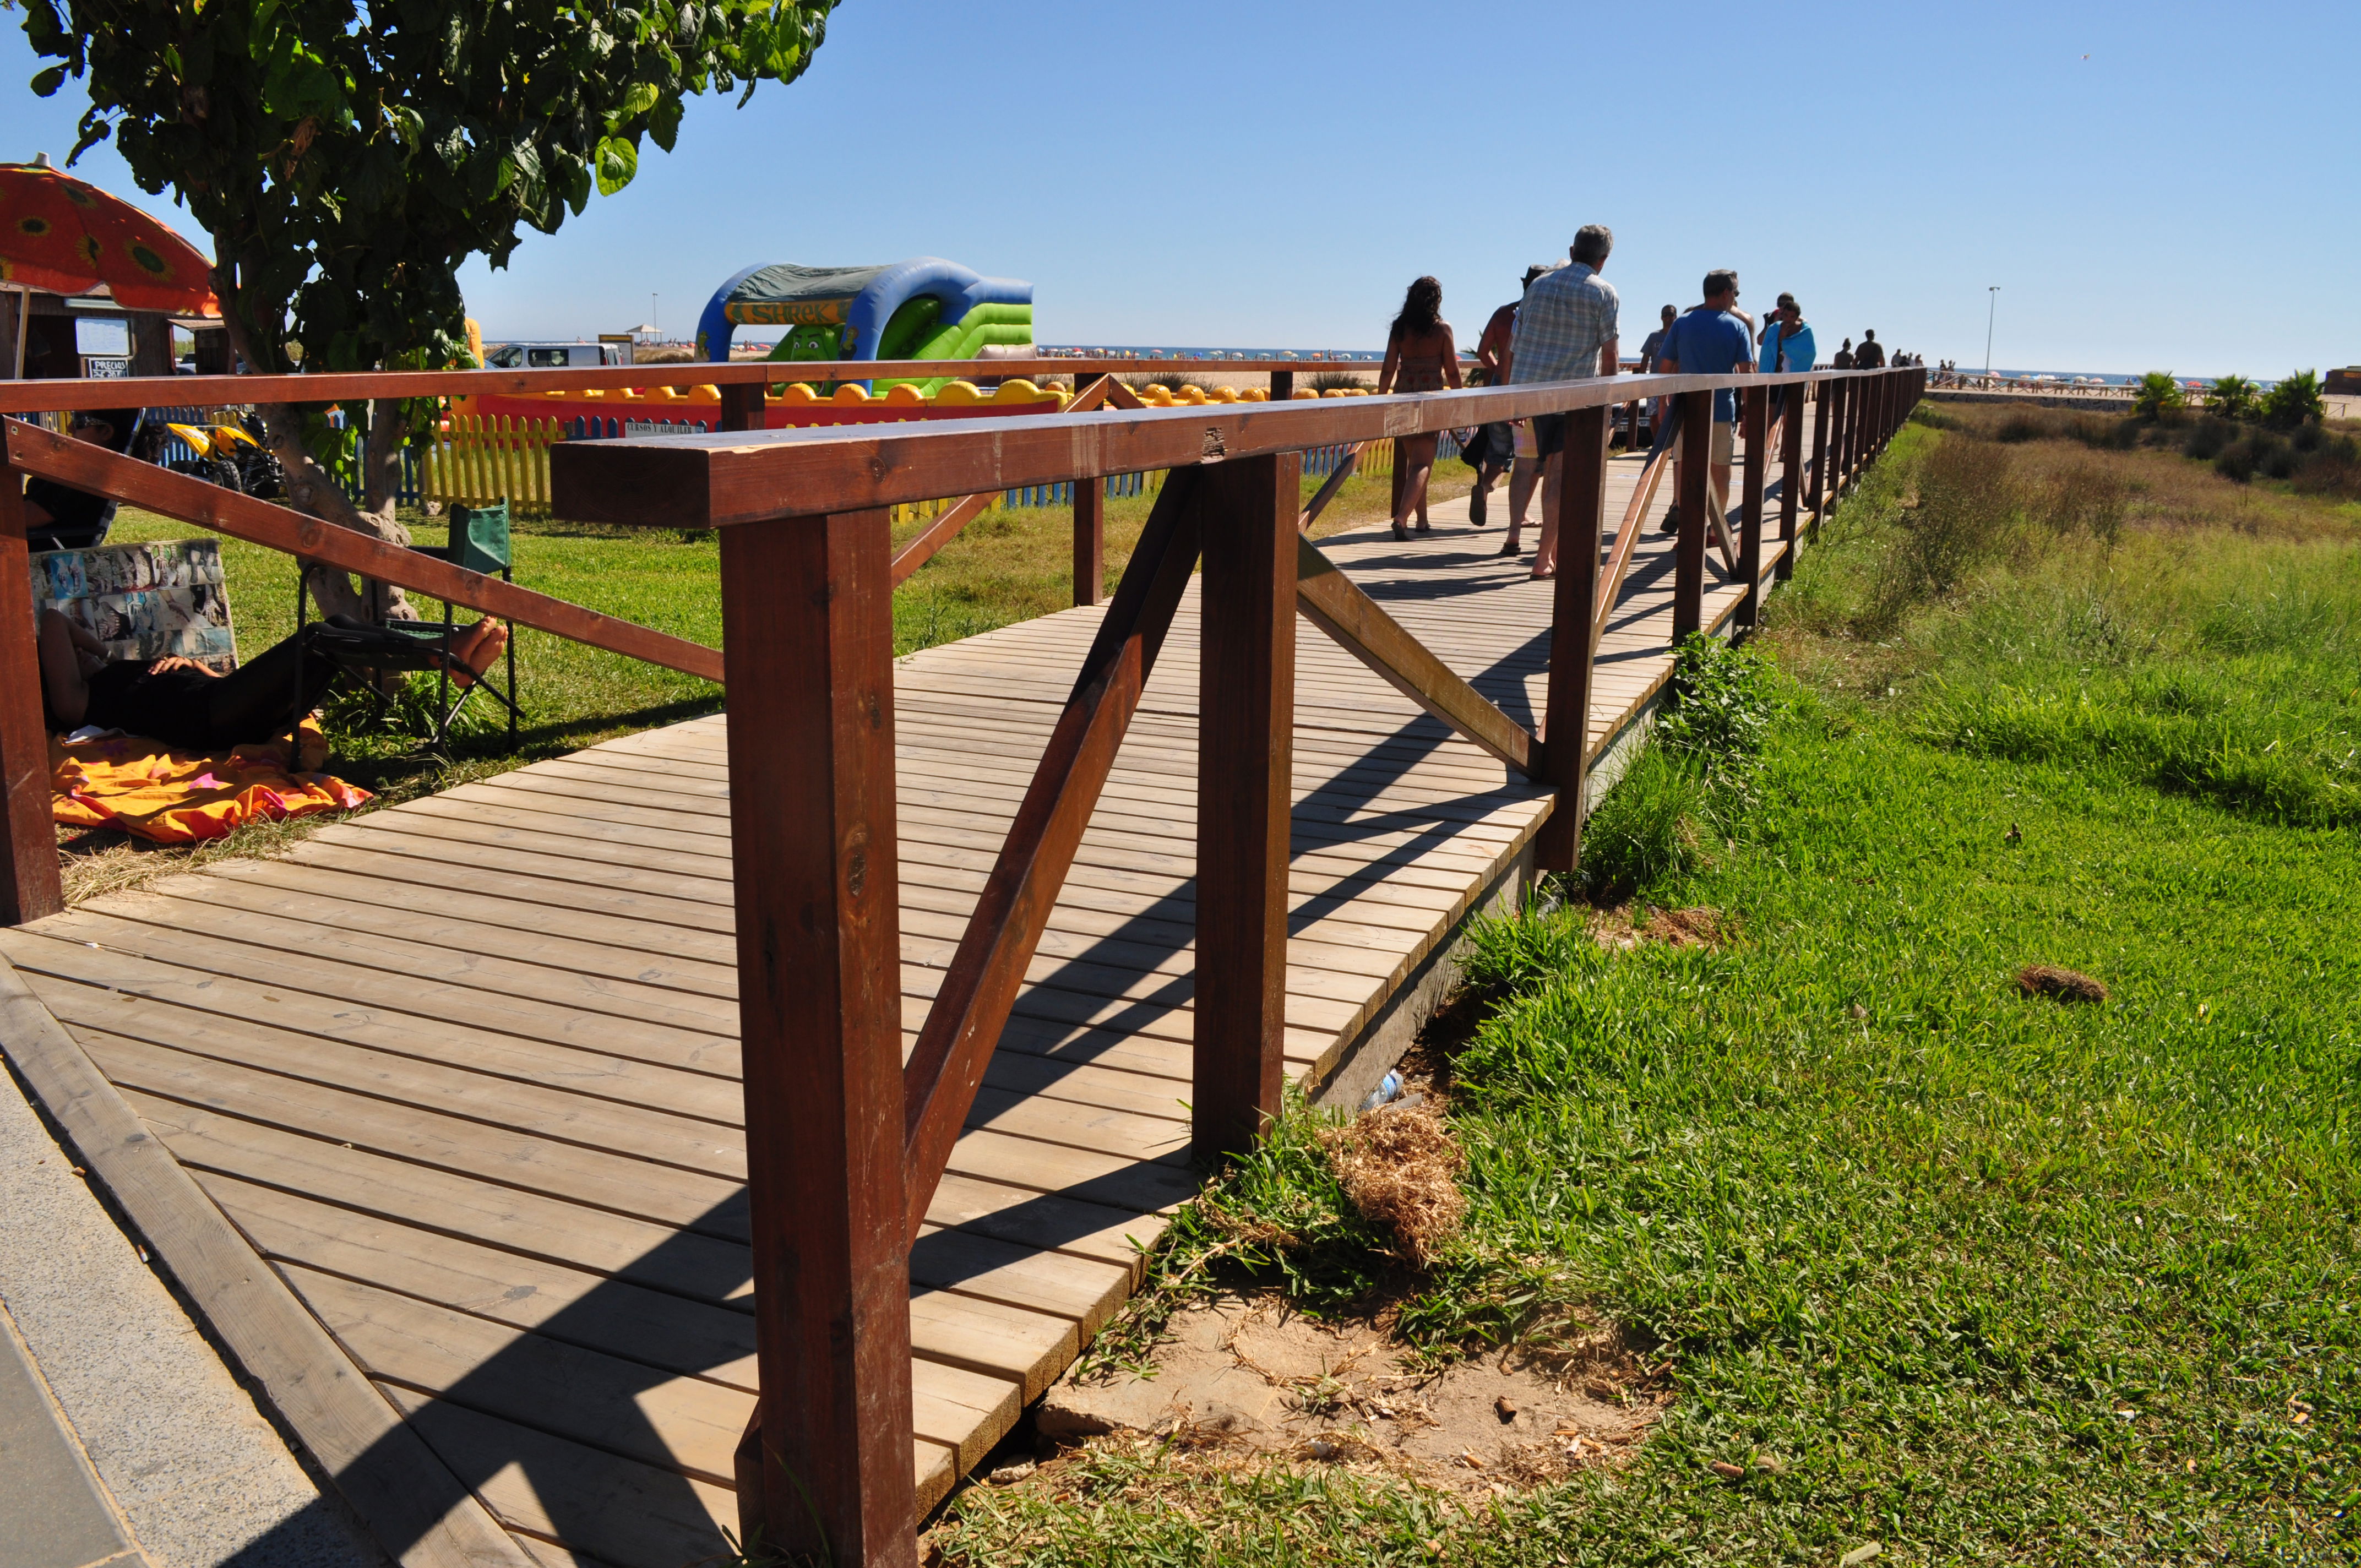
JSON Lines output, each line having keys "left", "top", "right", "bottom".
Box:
{"left": 1671, "top": 421, "right": 1736, "bottom": 465}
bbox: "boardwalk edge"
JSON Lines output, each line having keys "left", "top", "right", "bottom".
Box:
{"left": 0, "top": 951, "right": 535, "bottom": 1568}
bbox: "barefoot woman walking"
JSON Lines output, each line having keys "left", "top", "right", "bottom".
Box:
{"left": 1377, "top": 275, "right": 1462, "bottom": 542}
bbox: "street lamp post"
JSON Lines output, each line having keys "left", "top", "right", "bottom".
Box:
{"left": 1984, "top": 286, "right": 1999, "bottom": 377}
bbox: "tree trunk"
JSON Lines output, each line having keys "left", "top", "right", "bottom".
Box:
{"left": 214, "top": 271, "right": 416, "bottom": 625}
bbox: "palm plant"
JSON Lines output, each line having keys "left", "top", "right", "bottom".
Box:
{"left": 2259, "top": 370, "right": 2327, "bottom": 430}
{"left": 2132, "top": 371, "right": 2186, "bottom": 420}
{"left": 2205, "top": 374, "right": 2259, "bottom": 422}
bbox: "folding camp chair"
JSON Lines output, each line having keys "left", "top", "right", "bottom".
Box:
{"left": 292, "top": 501, "right": 522, "bottom": 750}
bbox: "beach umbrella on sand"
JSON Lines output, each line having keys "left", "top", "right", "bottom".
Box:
{"left": 0, "top": 156, "right": 217, "bottom": 313}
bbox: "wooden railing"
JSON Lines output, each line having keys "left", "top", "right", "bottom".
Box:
{"left": 0, "top": 353, "right": 1922, "bottom": 1565}
{"left": 537, "top": 361, "right": 1923, "bottom": 1562}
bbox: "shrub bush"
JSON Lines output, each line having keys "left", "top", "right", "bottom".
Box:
{"left": 2215, "top": 440, "right": 2260, "bottom": 483}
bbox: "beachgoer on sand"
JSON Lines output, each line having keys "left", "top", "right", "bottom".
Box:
{"left": 1377, "top": 276, "right": 1464, "bottom": 542}
{"left": 1505, "top": 224, "right": 1620, "bottom": 578}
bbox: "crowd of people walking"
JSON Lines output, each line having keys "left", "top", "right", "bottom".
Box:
{"left": 1371, "top": 233, "right": 1918, "bottom": 581}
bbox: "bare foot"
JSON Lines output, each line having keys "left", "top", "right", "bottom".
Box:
{"left": 446, "top": 618, "right": 509, "bottom": 688}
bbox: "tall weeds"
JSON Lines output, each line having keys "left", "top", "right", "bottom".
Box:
{"left": 1579, "top": 635, "right": 1776, "bottom": 898}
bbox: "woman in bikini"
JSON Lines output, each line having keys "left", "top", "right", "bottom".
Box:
{"left": 1376, "top": 276, "right": 1463, "bottom": 542}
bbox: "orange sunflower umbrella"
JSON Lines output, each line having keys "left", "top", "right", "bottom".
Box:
{"left": 0, "top": 159, "right": 217, "bottom": 314}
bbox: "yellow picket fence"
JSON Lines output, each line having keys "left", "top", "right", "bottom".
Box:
{"left": 424, "top": 416, "right": 563, "bottom": 513}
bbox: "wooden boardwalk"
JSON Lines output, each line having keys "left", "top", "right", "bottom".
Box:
{"left": 0, "top": 449, "right": 1790, "bottom": 1568}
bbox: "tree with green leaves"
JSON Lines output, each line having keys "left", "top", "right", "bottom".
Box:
{"left": 2131, "top": 371, "right": 2185, "bottom": 421}
{"left": 2204, "top": 374, "right": 2259, "bottom": 422}
{"left": 2259, "top": 369, "right": 2326, "bottom": 430}
{"left": 23, "top": 0, "right": 836, "bottom": 619}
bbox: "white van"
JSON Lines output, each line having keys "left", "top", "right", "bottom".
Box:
{"left": 485, "top": 342, "right": 630, "bottom": 369}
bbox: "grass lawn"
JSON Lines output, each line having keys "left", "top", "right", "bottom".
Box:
{"left": 932, "top": 408, "right": 2360, "bottom": 1565}
{"left": 67, "top": 457, "right": 1472, "bottom": 900}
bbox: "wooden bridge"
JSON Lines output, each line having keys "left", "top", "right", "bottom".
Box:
{"left": 0, "top": 357, "right": 1918, "bottom": 1567}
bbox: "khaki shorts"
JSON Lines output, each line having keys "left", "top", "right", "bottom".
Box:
{"left": 1671, "top": 420, "right": 1736, "bottom": 465}
{"left": 1512, "top": 420, "right": 1538, "bottom": 461}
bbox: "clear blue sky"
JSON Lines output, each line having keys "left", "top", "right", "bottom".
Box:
{"left": 4, "top": 1, "right": 2352, "bottom": 376}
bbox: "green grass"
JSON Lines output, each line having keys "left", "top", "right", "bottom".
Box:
{"left": 933, "top": 417, "right": 2361, "bottom": 1566}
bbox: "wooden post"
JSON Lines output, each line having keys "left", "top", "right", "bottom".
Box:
{"left": 1194, "top": 451, "right": 1298, "bottom": 1164}
{"left": 1808, "top": 382, "right": 1832, "bottom": 532}
{"left": 1671, "top": 390, "right": 1711, "bottom": 644}
{"left": 1736, "top": 385, "right": 1767, "bottom": 628}
{"left": 1841, "top": 375, "right": 1862, "bottom": 489}
{"left": 1532, "top": 406, "right": 1607, "bottom": 874}
{"left": 1778, "top": 378, "right": 1805, "bottom": 579}
{"left": 0, "top": 461, "right": 61, "bottom": 925}
{"left": 1071, "top": 473, "right": 1105, "bottom": 607}
{"left": 720, "top": 510, "right": 916, "bottom": 1568}
{"left": 719, "top": 383, "right": 766, "bottom": 433}
{"left": 1269, "top": 369, "right": 1294, "bottom": 403}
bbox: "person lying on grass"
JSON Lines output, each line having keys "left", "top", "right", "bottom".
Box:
{"left": 37, "top": 609, "right": 509, "bottom": 751}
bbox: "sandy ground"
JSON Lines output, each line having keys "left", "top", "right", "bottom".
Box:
{"left": 1033, "top": 1293, "right": 1661, "bottom": 1498}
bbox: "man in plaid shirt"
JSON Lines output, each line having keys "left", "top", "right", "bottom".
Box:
{"left": 1505, "top": 224, "right": 1619, "bottom": 578}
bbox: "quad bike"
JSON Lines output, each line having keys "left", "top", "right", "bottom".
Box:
{"left": 164, "top": 415, "right": 285, "bottom": 500}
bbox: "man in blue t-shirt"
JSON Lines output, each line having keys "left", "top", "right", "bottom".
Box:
{"left": 1657, "top": 269, "right": 1754, "bottom": 524}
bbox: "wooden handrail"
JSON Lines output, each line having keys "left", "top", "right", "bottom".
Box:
{"left": 549, "top": 369, "right": 1841, "bottom": 528}
{"left": 3, "top": 420, "right": 723, "bottom": 683}
{"left": 1293, "top": 533, "right": 1536, "bottom": 776}
{"left": 900, "top": 469, "right": 1206, "bottom": 1237}
{"left": 0, "top": 355, "right": 1376, "bottom": 416}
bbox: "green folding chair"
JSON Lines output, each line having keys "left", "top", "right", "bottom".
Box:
{"left": 292, "top": 502, "right": 523, "bottom": 750}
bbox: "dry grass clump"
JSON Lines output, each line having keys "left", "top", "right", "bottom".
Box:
{"left": 1317, "top": 1104, "right": 1466, "bottom": 1268}
{"left": 2016, "top": 963, "right": 2108, "bottom": 1003}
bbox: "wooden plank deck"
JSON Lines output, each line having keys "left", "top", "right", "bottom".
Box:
{"left": 0, "top": 447, "right": 1796, "bottom": 1568}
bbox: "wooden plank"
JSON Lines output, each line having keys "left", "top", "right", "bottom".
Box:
{"left": 381, "top": 1392, "right": 742, "bottom": 1568}
{"left": 0, "top": 457, "right": 61, "bottom": 923}
{"left": 3, "top": 420, "right": 724, "bottom": 683}
{"left": 1193, "top": 453, "right": 1296, "bottom": 1161}
{"left": 715, "top": 509, "right": 917, "bottom": 1562}
{"left": 903, "top": 470, "right": 1204, "bottom": 1239}
{"left": 0, "top": 956, "right": 535, "bottom": 1568}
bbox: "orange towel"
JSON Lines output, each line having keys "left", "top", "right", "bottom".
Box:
{"left": 51, "top": 722, "right": 372, "bottom": 845}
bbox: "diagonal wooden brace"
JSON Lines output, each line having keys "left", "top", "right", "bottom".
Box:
{"left": 900, "top": 467, "right": 1206, "bottom": 1238}
{"left": 1292, "top": 534, "right": 1538, "bottom": 777}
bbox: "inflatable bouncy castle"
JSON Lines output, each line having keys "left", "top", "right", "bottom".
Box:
{"left": 694, "top": 258, "right": 1032, "bottom": 388}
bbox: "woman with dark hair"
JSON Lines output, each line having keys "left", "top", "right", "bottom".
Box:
{"left": 1376, "top": 275, "right": 1462, "bottom": 542}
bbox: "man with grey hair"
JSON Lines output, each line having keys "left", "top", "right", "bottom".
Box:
{"left": 1503, "top": 224, "right": 1619, "bottom": 578}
